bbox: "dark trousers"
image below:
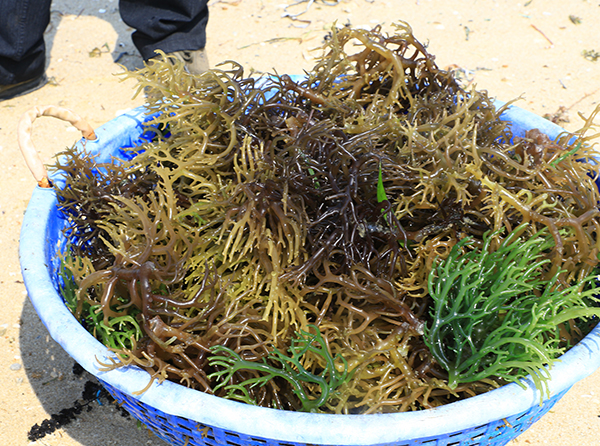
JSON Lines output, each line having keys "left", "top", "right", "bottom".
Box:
{"left": 0, "top": 0, "right": 209, "bottom": 84}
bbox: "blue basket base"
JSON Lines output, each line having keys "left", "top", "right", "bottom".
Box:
{"left": 101, "top": 379, "right": 568, "bottom": 446}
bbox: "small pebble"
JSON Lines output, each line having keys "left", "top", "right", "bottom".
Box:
{"left": 0, "top": 323, "right": 8, "bottom": 336}
{"left": 10, "top": 363, "right": 22, "bottom": 371}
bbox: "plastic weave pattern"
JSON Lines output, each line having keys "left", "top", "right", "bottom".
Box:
{"left": 102, "top": 379, "right": 568, "bottom": 446}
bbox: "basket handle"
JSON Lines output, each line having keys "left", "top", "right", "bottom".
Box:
{"left": 18, "top": 105, "right": 97, "bottom": 188}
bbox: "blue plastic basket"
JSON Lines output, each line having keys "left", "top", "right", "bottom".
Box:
{"left": 19, "top": 102, "right": 600, "bottom": 446}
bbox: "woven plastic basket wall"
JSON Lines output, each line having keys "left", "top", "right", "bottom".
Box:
{"left": 20, "top": 101, "right": 600, "bottom": 446}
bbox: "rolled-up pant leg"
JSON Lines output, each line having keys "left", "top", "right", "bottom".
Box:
{"left": 0, "top": 0, "right": 52, "bottom": 84}
{"left": 118, "top": 0, "right": 209, "bottom": 61}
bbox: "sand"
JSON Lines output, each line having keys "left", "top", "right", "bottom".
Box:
{"left": 1, "top": 0, "right": 600, "bottom": 445}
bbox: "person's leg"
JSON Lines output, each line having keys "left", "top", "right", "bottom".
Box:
{"left": 119, "top": 0, "right": 209, "bottom": 73}
{"left": 0, "top": 0, "right": 51, "bottom": 99}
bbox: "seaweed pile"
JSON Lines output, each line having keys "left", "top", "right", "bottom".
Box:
{"left": 53, "top": 22, "right": 600, "bottom": 414}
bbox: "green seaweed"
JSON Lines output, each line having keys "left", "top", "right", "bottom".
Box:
{"left": 425, "top": 224, "right": 600, "bottom": 393}
{"left": 550, "top": 141, "right": 582, "bottom": 167}
{"left": 377, "top": 162, "right": 389, "bottom": 205}
{"left": 59, "top": 258, "right": 142, "bottom": 351}
{"left": 208, "top": 325, "right": 350, "bottom": 412}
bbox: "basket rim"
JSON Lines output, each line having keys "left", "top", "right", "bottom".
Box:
{"left": 19, "top": 103, "right": 600, "bottom": 445}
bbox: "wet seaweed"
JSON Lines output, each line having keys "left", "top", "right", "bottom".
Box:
{"left": 52, "top": 21, "right": 600, "bottom": 413}
{"left": 425, "top": 224, "right": 600, "bottom": 393}
{"left": 208, "top": 325, "right": 350, "bottom": 412}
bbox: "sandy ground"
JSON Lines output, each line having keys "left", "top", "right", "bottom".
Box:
{"left": 1, "top": 0, "right": 600, "bottom": 445}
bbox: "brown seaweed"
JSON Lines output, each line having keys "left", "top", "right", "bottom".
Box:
{"left": 54, "top": 21, "right": 600, "bottom": 413}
